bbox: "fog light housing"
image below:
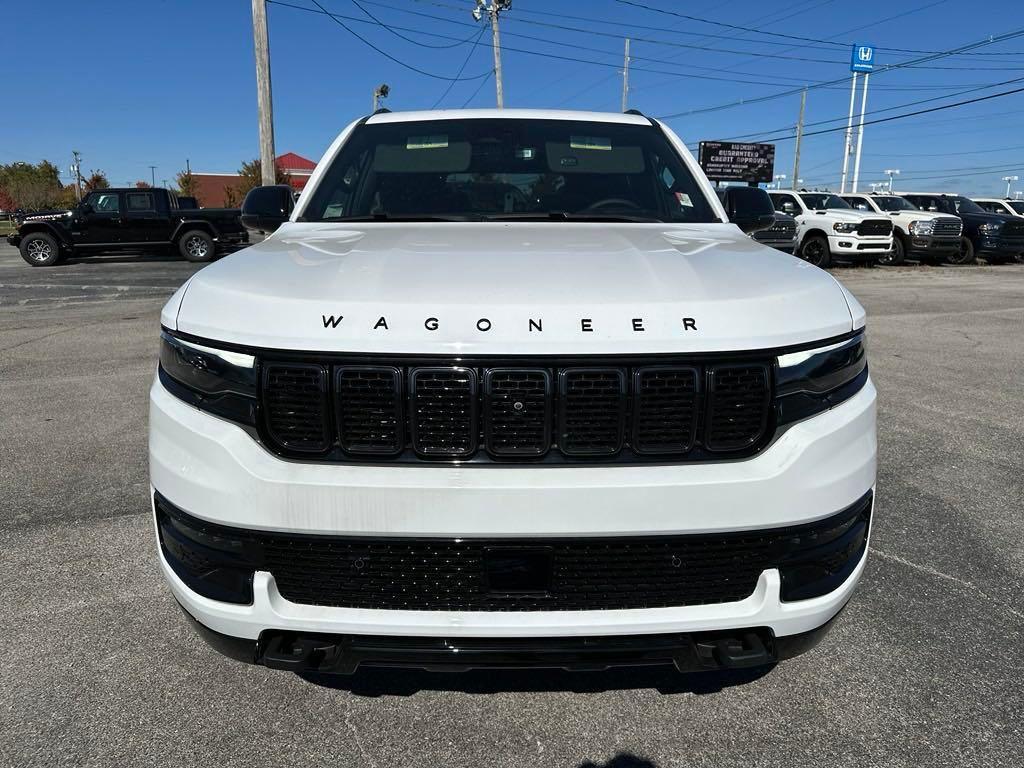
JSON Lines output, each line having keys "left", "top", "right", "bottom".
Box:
{"left": 155, "top": 493, "right": 262, "bottom": 604}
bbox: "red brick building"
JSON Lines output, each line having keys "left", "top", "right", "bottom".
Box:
{"left": 192, "top": 152, "right": 317, "bottom": 207}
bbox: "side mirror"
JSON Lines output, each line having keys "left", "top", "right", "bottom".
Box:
{"left": 241, "top": 185, "right": 294, "bottom": 232}
{"left": 80, "top": 202, "right": 93, "bottom": 214}
{"left": 720, "top": 186, "right": 776, "bottom": 234}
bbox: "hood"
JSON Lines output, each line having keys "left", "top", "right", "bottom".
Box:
{"left": 809, "top": 208, "right": 875, "bottom": 222}
{"left": 170, "top": 222, "right": 856, "bottom": 354}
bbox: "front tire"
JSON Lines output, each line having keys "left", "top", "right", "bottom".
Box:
{"left": 950, "top": 236, "right": 975, "bottom": 265}
{"left": 798, "top": 234, "right": 832, "bottom": 268}
{"left": 880, "top": 235, "right": 905, "bottom": 266}
{"left": 178, "top": 230, "right": 216, "bottom": 262}
{"left": 19, "top": 233, "right": 62, "bottom": 267}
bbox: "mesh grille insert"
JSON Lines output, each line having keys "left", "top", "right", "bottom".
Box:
{"left": 409, "top": 367, "right": 478, "bottom": 457}
{"left": 633, "top": 366, "right": 699, "bottom": 454}
{"left": 558, "top": 368, "right": 626, "bottom": 456}
{"left": 262, "top": 363, "right": 330, "bottom": 453}
{"left": 705, "top": 364, "right": 770, "bottom": 451}
{"left": 484, "top": 369, "right": 552, "bottom": 457}
{"left": 336, "top": 366, "right": 403, "bottom": 455}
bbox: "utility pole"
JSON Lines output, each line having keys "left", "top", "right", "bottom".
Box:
{"left": 372, "top": 83, "right": 390, "bottom": 112}
{"left": 474, "top": 1, "right": 510, "bottom": 108}
{"left": 1002, "top": 175, "right": 1019, "bottom": 198}
{"left": 621, "top": 38, "right": 631, "bottom": 113}
{"left": 251, "top": 0, "right": 277, "bottom": 186}
{"left": 71, "top": 150, "right": 83, "bottom": 201}
{"left": 149, "top": 165, "right": 157, "bottom": 188}
{"left": 851, "top": 72, "right": 870, "bottom": 193}
{"left": 839, "top": 72, "right": 858, "bottom": 194}
{"left": 791, "top": 88, "right": 806, "bottom": 190}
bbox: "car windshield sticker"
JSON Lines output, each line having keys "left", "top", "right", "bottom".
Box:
{"left": 406, "top": 135, "right": 449, "bottom": 150}
{"left": 570, "top": 136, "right": 612, "bottom": 151}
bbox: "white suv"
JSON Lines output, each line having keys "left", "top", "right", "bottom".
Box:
{"left": 769, "top": 190, "right": 894, "bottom": 267}
{"left": 841, "top": 193, "right": 962, "bottom": 265}
{"left": 973, "top": 198, "right": 1024, "bottom": 218}
{"left": 151, "top": 109, "right": 876, "bottom": 676}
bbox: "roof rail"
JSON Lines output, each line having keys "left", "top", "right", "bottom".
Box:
{"left": 372, "top": 107, "right": 391, "bottom": 115}
{"left": 623, "top": 108, "right": 645, "bottom": 116}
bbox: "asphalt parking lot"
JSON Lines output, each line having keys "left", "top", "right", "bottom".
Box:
{"left": 1, "top": 243, "right": 1022, "bottom": 767}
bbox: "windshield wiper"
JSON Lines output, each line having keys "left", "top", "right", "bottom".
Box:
{"left": 484, "top": 211, "right": 665, "bottom": 223}
{"left": 326, "top": 213, "right": 486, "bottom": 222}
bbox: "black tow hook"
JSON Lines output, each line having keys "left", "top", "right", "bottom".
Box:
{"left": 694, "top": 631, "right": 773, "bottom": 669}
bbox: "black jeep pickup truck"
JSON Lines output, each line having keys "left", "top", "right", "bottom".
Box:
{"left": 900, "top": 193, "right": 1024, "bottom": 264}
{"left": 8, "top": 188, "right": 247, "bottom": 266}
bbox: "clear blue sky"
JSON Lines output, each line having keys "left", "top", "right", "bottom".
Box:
{"left": 3, "top": 0, "right": 1024, "bottom": 196}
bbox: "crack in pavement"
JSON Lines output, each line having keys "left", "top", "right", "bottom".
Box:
{"left": 872, "top": 548, "right": 1024, "bottom": 622}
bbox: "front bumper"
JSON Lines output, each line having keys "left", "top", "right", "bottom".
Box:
{"left": 977, "top": 235, "right": 1024, "bottom": 255}
{"left": 827, "top": 234, "right": 893, "bottom": 259}
{"left": 6, "top": 234, "right": 21, "bottom": 247}
{"left": 907, "top": 234, "right": 959, "bottom": 255}
{"left": 150, "top": 373, "right": 877, "bottom": 659}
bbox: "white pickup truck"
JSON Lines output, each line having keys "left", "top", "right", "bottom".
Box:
{"left": 769, "top": 190, "right": 894, "bottom": 267}
{"left": 151, "top": 109, "right": 875, "bottom": 676}
{"left": 841, "top": 193, "right": 962, "bottom": 265}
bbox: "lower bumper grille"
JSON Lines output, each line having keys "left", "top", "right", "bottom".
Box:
{"left": 155, "top": 492, "right": 872, "bottom": 612}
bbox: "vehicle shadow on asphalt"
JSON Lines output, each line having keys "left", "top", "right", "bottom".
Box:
{"left": 299, "top": 663, "right": 774, "bottom": 697}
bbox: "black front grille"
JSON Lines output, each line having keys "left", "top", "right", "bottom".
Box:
{"left": 754, "top": 219, "right": 797, "bottom": 242}
{"left": 932, "top": 217, "right": 961, "bottom": 238}
{"left": 250, "top": 493, "right": 872, "bottom": 611}
{"left": 259, "top": 356, "right": 773, "bottom": 463}
{"left": 1003, "top": 219, "right": 1024, "bottom": 238}
{"left": 856, "top": 219, "right": 893, "bottom": 237}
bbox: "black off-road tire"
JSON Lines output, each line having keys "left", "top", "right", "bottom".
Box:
{"left": 19, "top": 232, "right": 62, "bottom": 267}
{"left": 178, "top": 230, "right": 216, "bottom": 262}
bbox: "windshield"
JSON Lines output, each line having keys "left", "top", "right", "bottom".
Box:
{"left": 872, "top": 196, "right": 917, "bottom": 212}
{"left": 301, "top": 118, "right": 717, "bottom": 223}
{"left": 953, "top": 196, "right": 986, "bottom": 215}
{"left": 1009, "top": 201, "right": 1024, "bottom": 215}
{"left": 799, "top": 193, "right": 851, "bottom": 210}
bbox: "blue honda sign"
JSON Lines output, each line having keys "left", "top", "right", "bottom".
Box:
{"left": 851, "top": 44, "right": 875, "bottom": 73}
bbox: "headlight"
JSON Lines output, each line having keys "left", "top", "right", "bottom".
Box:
{"left": 775, "top": 331, "right": 867, "bottom": 425}
{"left": 979, "top": 222, "right": 1002, "bottom": 235}
{"left": 833, "top": 222, "right": 858, "bottom": 233}
{"left": 159, "top": 331, "right": 258, "bottom": 425}
{"left": 908, "top": 219, "right": 934, "bottom": 236}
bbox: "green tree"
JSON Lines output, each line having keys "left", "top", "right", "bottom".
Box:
{"left": 237, "top": 158, "right": 290, "bottom": 196}
{"left": 0, "top": 160, "right": 63, "bottom": 209}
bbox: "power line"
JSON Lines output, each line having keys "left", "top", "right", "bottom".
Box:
{"left": 755, "top": 84, "right": 1024, "bottom": 143}
{"left": 657, "top": 27, "right": 1024, "bottom": 119}
{"left": 614, "top": 0, "right": 1024, "bottom": 57}
{"left": 295, "top": 0, "right": 492, "bottom": 80}
{"left": 461, "top": 70, "right": 492, "bottom": 107}
{"left": 431, "top": 26, "right": 488, "bottom": 108}
{"left": 348, "top": 0, "right": 479, "bottom": 48}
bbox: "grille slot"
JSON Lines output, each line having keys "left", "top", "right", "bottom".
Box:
{"left": 632, "top": 366, "right": 700, "bottom": 454}
{"left": 558, "top": 368, "right": 627, "bottom": 456}
{"left": 335, "top": 366, "right": 403, "bottom": 455}
{"left": 262, "top": 363, "right": 330, "bottom": 453}
{"left": 705, "top": 364, "right": 771, "bottom": 452}
{"left": 409, "top": 367, "right": 478, "bottom": 457}
{"left": 484, "top": 368, "right": 552, "bottom": 457}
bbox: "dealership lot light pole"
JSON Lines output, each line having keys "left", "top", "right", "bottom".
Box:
{"left": 1003, "top": 175, "right": 1019, "bottom": 198}
{"left": 885, "top": 169, "right": 900, "bottom": 192}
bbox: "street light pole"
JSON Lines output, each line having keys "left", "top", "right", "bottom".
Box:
{"left": 149, "top": 166, "right": 157, "bottom": 188}
{"left": 1002, "top": 175, "right": 1019, "bottom": 198}
{"left": 885, "top": 169, "right": 900, "bottom": 193}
